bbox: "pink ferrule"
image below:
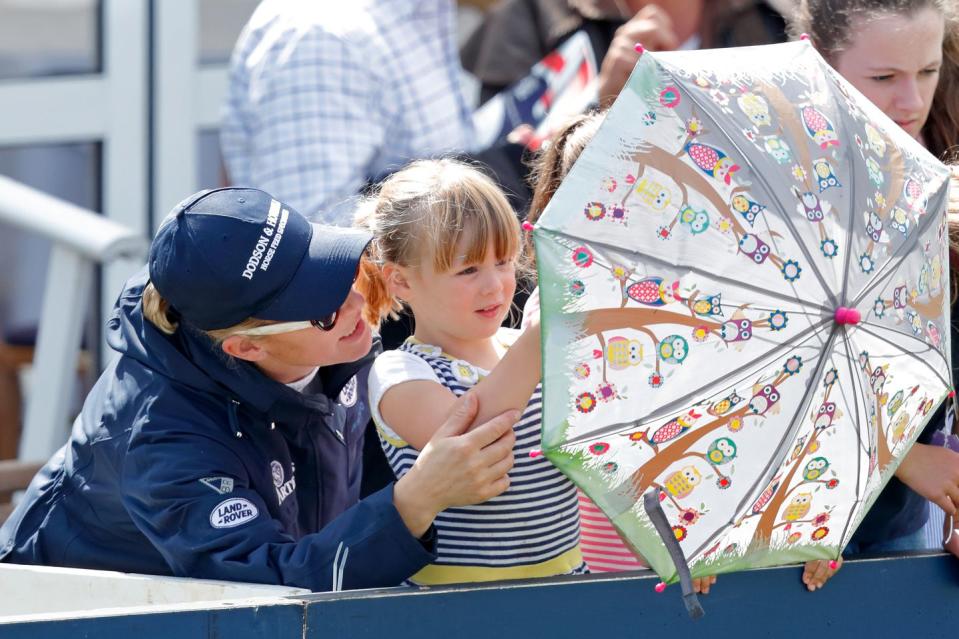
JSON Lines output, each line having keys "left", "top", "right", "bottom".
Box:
{"left": 522, "top": 221, "right": 534, "bottom": 232}
{"left": 654, "top": 582, "right": 667, "bottom": 593}
{"left": 949, "top": 390, "right": 956, "bottom": 399}
{"left": 829, "top": 560, "right": 839, "bottom": 570}
{"left": 834, "top": 307, "right": 861, "bottom": 325}
{"left": 800, "top": 33, "right": 811, "bottom": 41}
{"left": 634, "top": 43, "right": 645, "bottom": 54}
{"left": 529, "top": 449, "right": 543, "bottom": 459}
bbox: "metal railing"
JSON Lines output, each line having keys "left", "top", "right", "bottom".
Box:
{"left": 0, "top": 175, "right": 147, "bottom": 462}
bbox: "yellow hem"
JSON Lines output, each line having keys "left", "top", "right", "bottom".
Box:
{"left": 410, "top": 546, "right": 583, "bottom": 585}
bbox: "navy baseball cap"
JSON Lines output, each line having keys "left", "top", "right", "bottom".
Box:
{"left": 148, "top": 187, "right": 372, "bottom": 331}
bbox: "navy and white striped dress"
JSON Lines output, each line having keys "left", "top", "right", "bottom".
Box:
{"left": 368, "top": 331, "right": 585, "bottom": 585}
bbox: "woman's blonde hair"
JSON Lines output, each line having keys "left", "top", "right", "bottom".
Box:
{"left": 142, "top": 282, "right": 271, "bottom": 346}
{"left": 354, "top": 158, "right": 525, "bottom": 327}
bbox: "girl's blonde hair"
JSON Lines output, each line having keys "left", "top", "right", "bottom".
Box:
{"left": 142, "top": 282, "right": 271, "bottom": 346}
{"left": 354, "top": 158, "right": 525, "bottom": 327}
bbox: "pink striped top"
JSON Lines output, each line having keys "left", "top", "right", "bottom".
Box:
{"left": 578, "top": 490, "right": 648, "bottom": 572}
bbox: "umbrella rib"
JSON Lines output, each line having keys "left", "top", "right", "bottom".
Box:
{"left": 670, "top": 70, "right": 838, "bottom": 308}
{"left": 836, "top": 330, "right": 871, "bottom": 549}
{"left": 556, "top": 318, "right": 830, "bottom": 448}
{"left": 832, "top": 70, "right": 862, "bottom": 306}
{"left": 849, "top": 183, "right": 947, "bottom": 308}
{"left": 688, "top": 325, "right": 840, "bottom": 559}
{"left": 541, "top": 229, "right": 830, "bottom": 313}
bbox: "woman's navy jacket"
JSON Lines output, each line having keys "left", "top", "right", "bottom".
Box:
{"left": 0, "top": 270, "right": 434, "bottom": 590}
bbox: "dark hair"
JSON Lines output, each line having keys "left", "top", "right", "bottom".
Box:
{"left": 791, "top": 0, "right": 959, "bottom": 160}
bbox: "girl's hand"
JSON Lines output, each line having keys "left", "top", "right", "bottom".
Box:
{"left": 802, "top": 558, "right": 842, "bottom": 591}
{"left": 895, "top": 443, "right": 959, "bottom": 517}
{"left": 692, "top": 575, "right": 716, "bottom": 594}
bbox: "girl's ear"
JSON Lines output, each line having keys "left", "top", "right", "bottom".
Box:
{"left": 221, "top": 335, "right": 268, "bottom": 362}
{"left": 382, "top": 262, "right": 414, "bottom": 299}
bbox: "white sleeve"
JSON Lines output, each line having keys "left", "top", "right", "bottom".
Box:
{"left": 367, "top": 350, "right": 440, "bottom": 441}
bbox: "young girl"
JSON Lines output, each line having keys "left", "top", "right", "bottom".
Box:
{"left": 356, "top": 159, "right": 586, "bottom": 585}
{"left": 791, "top": 0, "right": 959, "bottom": 587}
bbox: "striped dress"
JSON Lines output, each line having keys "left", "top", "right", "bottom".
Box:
{"left": 368, "top": 331, "right": 585, "bottom": 585}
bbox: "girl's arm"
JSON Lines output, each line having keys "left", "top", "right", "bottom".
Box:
{"left": 379, "top": 325, "right": 542, "bottom": 450}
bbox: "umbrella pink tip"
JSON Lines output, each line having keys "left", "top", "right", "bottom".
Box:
{"left": 829, "top": 560, "right": 839, "bottom": 570}
{"left": 654, "top": 582, "right": 667, "bottom": 593}
{"left": 529, "top": 449, "right": 543, "bottom": 458}
{"left": 521, "top": 221, "right": 534, "bottom": 232}
{"left": 800, "top": 33, "right": 811, "bottom": 41}
{"left": 834, "top": 307, "right": 861, "bottom": 325}
{"left": 949, "top": 390, "right": 956, "bottom": 399}
{"left": 634, "top": 43, "right": 645, "bottom": 54}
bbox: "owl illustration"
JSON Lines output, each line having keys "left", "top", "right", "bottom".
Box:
{"left": 891, "top": 412, "right": 911, "bottom": 443}
{"left": 801, "top": 106, "right": 839, "bottom": 149}
{"left": 814, "top": 401, "right": 838, "bottom": 429}
{"left": 803, "top": 457, "right": 830, "bottom": 481}
{"left": 887, "top": 390, "right": 905, "bottom": 416}
{"left": 679, "top": 206, "right": 710, "bottom": 234}
{"left": 748, "top": 383, "right": 781, "bottom": 415}
{"left": 782, "top": 492, "right": 813, "bottom": 521}
{"left": 721, "top": 318, "right": 753, "bottom": 343}
{"left": 685, "top": 142, "right": 741, "bottom": 184}
{"left": 708, "top": 391, "right": 743, "bottom": 416}
{"left": 865, "top": 211, "right": 884, "bottom": 243}
{"left": 731, "top": 194, "right": 766, "bottom": 226}
{"left": 692, "top": 294, "right": 723, "bottom": 318}
{"left": 763, "top": 135, "right": 792, "bottom": 164}
{"left": 707, "top": 437, "right": 738, "bottom": 465}
{"left": 892, "top": 285, "right": 907, "bottom": 309}
{"left": 906, "top": 310, "right": 922, "bottom": 335}
{"left": 791, "top": 187, "right": 827, "bottom": 222}
{"left": 812, "top": 158, "right": 841, "bottom": 192}
{"left": 926, "top": 320, "right": 942, "bottom": 348}
{"left": 649, "top": 410, "right": 702, "bottom": 446}
{"left": 658, "top": 334, "right": 689, "bottom": 364}
{"left": 889, "top": 207, "right": 910, "bottom": 234}
{"left": 870, "top": 366, "right": 887, "bottom": 395}
{"left": 751, "top": 476, "right": 782, "bottom": 513}
{"left": 866, "top": 157, "right": 884, "bottom": 187}
{"left": 903, "top": 177, "right": 927, "bottom": 213}
{"left": 738, "top": 233, "right": 771, "bottom": 264}
{"left": 627, "top": 277, "right": 676, "bottom": 306}
{"left": 606, "top": 336, "right": 644, "bottom": 370}
{"left": 635, "top": 178, "right": 673, "bottom": 212}
{"left": 918, "top": 263, "right": 930, "bottom": 294}
{"left": 864, "top": 123, "right": 886, "bottom": 157}
{"left": 737, "top": 92, "right": 772, "bottom": 127}
{"left": 664, "top": 466, "right": 702, "bottom": 499}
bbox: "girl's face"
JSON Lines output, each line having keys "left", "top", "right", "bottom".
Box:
{"left": 402, "top": 236, "right": 517, "bottom": 347}
{"left": 833, "top": 7, "right": 944, "bottom": 140}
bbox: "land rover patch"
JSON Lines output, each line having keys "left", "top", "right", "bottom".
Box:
{"left": 210, "top": 498, "right": 259, "bottom": 528}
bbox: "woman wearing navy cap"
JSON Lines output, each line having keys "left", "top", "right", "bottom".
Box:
{"left": 0, "top": 187, "right": 518, "bottom": 591}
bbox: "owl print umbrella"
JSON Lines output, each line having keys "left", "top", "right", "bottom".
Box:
{"left": 531, "top": 41, "right": 953, "bottom": 615}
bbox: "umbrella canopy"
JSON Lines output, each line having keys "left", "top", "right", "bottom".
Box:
{"left": 533, "top": 41, "right": 953, "bottom": 594}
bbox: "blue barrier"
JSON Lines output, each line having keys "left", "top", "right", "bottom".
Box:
{"left": 2, "top": 552, "right": 956, "bottom": 638}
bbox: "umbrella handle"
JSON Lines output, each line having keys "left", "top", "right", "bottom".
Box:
{"left": 643, "top": 490, "right": 704, "bottom": 619}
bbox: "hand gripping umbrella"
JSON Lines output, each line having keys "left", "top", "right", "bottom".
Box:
{"left": 532, "top": 41, "right": 953, "bottom": 616}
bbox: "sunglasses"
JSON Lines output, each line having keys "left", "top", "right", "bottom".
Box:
{"left": 233, "top": 311, "right": 338, "bottom": 336}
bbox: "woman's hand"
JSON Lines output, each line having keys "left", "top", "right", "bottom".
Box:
{"left": 393, "top": 394, "right": 517, "bottom": 537}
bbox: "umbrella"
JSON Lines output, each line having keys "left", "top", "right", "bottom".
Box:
{"left": 532, "top": 41, "right": 953, "bottom": 615}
